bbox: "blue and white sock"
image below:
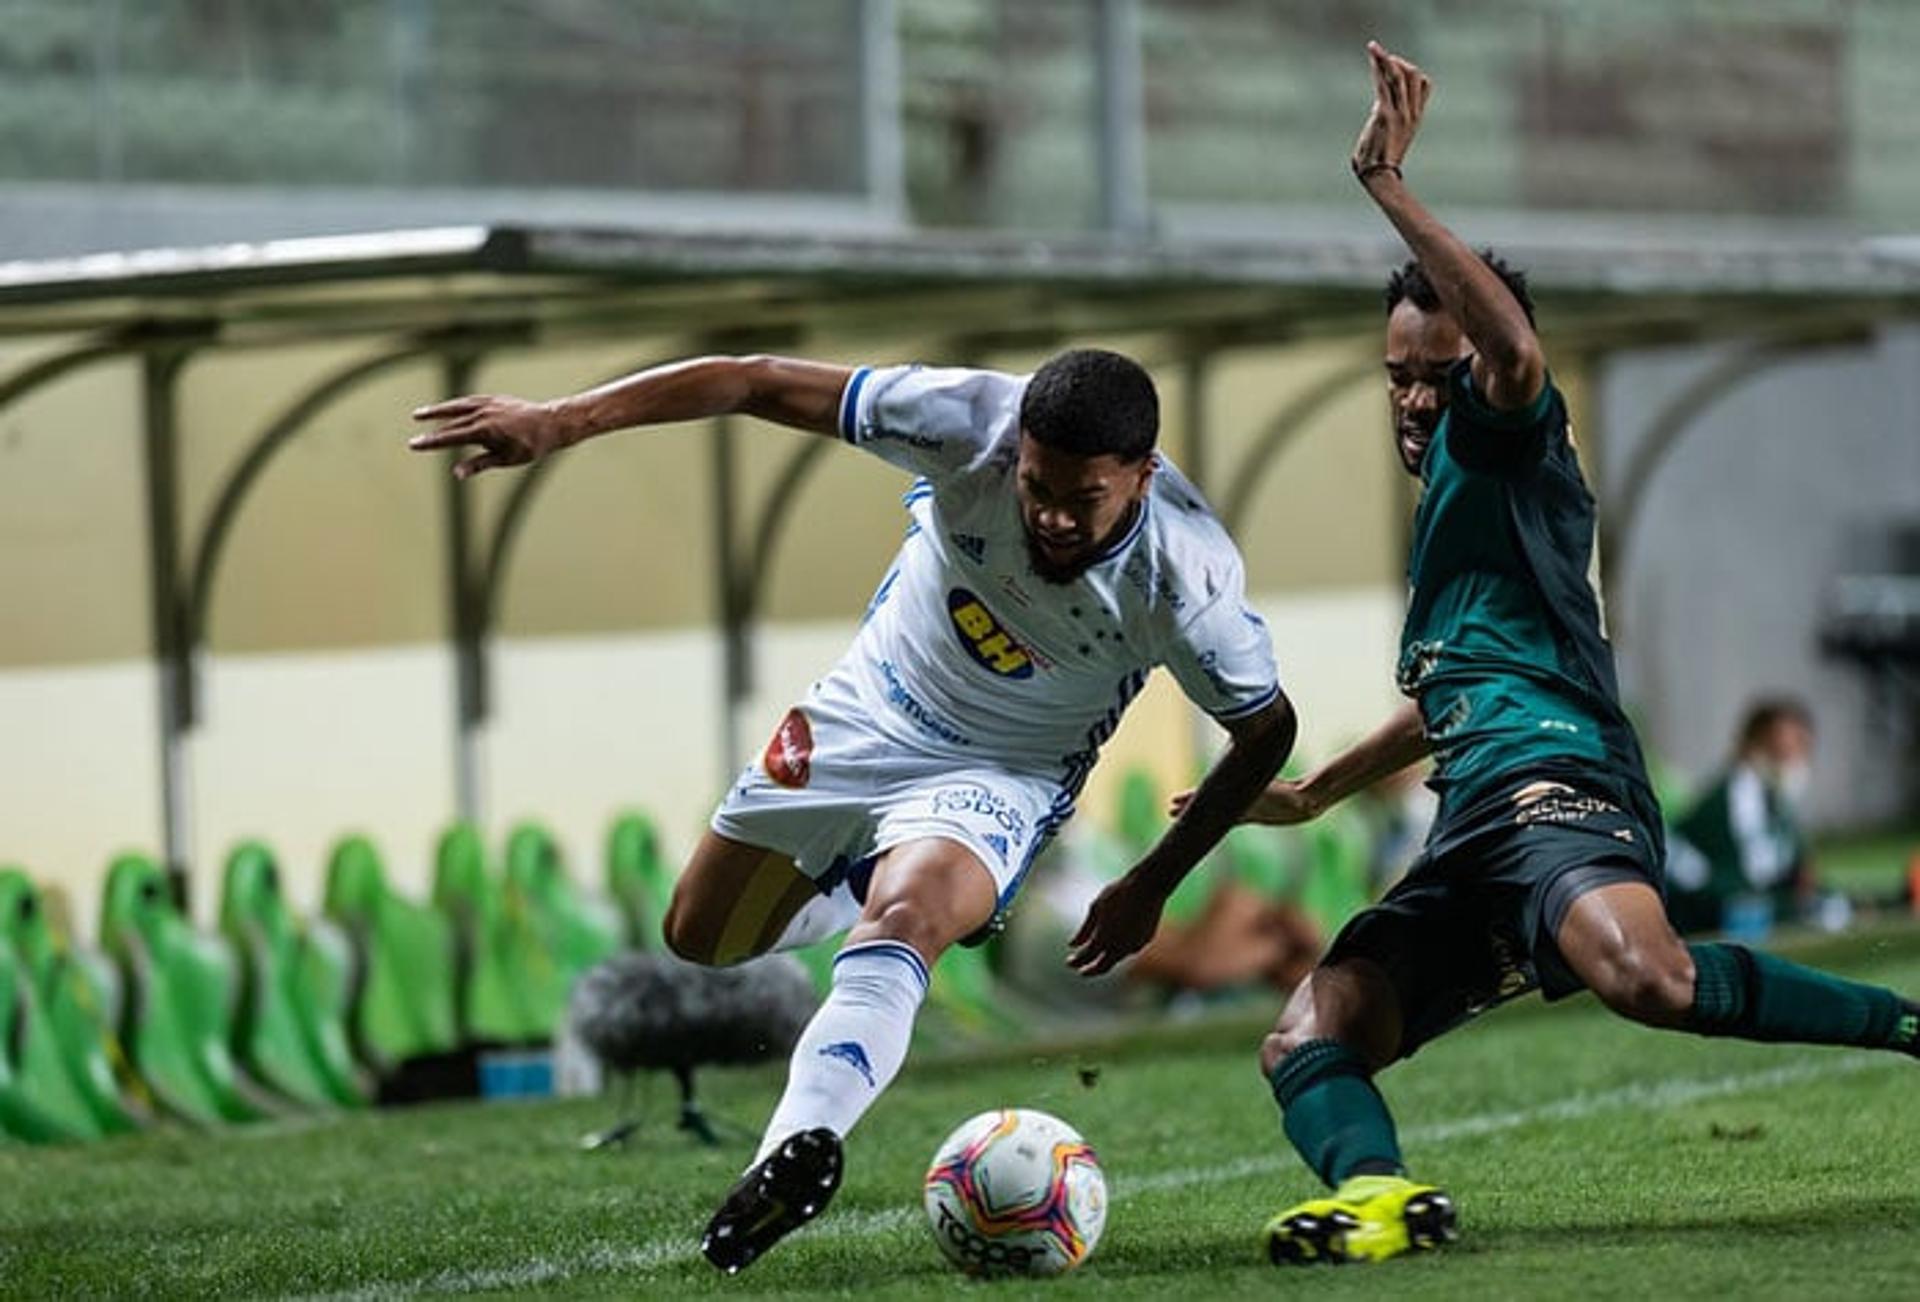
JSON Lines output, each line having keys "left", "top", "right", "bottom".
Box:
{"left": 753, "top": 940, "right": 930, "bottom": 1164}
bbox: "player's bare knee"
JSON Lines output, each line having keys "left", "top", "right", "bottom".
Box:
{"left": 1593, "top": 947, "right": 1695, "bottom": 1027}
{"left": 858, "top": 897, "right": 951, "bottom": 961}
{"left": 1258, "top": 1029, "right": 1303, "bottom": 1077}
{"left": 1259, "top": 993, "right": 1339, "bottom": 1075}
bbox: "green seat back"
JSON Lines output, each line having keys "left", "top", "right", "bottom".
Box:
{"left": 42, "top": 949, "right": 143, "bottom": 1135}
{"left": 323, "top": 836, "right": 459, "bottom": 1069}
{"left": 0, "top": 874, "right": 101, "bottom": 1142}
{"left": 605, "top": 812, "right": 674, "bottom": 950}
{"left": 505, "top": 822, "right": 623, "bottom": 1002}
{"left": 0, "top": 950, "right": 65, "bottom": 1141}
{"left": 219, "top": 844, "right": 363, "bottom": 1109}
{"left": 433, "top": 824, "right": 549, "bottom": 1043}
{"left": 1114, "top": 768, "right": 1163, "bottom": 857}
{"left": 1301, "top": 807, "right": 1373, "bottom": 936}
{"left": 100, "top": 854, "right": 261, "bottom": 1125}
{"left": 0, "top": 868, "right": 137, "bottom": 1137}
{"left": 1221, "top": 825, "right": 1294, "bottom": 897}
{"left": 791, "top": 937, "right": 838, "bottom": 995}
{"left": 295, "top": 919, "right": 363, "bottom": 1105}
{"left": 927, "top": 942, "right": 1021, "bottom": 1035}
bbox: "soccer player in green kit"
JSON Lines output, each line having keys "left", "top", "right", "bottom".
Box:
{"left": 1185, "top": 41, "right": 1920, "bottom": 1265}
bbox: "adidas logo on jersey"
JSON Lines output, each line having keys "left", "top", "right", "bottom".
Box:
{"left": 949, "top": 531, "right": 987, "bottom": 564}
{"left": 946, "top": 588, "right": 1035, "bottom": 679}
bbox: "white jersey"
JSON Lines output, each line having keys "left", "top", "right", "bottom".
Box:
{"left": 830, "top": 363, "right": 1280, "bottom": 798}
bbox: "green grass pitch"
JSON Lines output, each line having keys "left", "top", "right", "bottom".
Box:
{"left": 5, "top": 927, "right": 1917, "bottom": 1299}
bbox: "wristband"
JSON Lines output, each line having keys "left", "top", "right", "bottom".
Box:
{"left": 1351, "top": 159, "right": 1403, "bottom": 184}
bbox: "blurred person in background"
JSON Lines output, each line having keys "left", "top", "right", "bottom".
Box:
{"left": 1665, "top": 697, "right": 1826, "bottom": 937}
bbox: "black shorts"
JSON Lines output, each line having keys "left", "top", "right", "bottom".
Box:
{"left": 1323, "top": 775, "right": 1664, "bottom": 1061}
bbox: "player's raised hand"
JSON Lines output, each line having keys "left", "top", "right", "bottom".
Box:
{"left": 1351, "top": 40, "right": 1432, "bottom": 181}
{"left": 1171, "top": 779, "right": 1322, "bottom": 826}
{"left": 1066, "top": 872, "right": 1167, "bottom": 978}
{"left": 408, "top": 394, "right": 571, "bottom": 480}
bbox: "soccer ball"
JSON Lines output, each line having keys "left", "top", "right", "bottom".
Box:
{"left": 923, "top": 1108, "right": 1107, "bottom": 1277}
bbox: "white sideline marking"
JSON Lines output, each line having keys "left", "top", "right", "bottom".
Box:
{"left": 304, "top": 1053, "right": 1898, "bottom": 1299}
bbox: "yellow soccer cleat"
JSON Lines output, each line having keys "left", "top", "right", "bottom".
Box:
{"left": 1263, "top": 1174, "right": 1456, "bottom": 1266}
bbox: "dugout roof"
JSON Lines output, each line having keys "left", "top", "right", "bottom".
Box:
{"left": 4, "top": 223, "right": 1919, "bottom": 351}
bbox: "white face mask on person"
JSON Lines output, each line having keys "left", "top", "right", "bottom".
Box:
{"left": 1772, "top": 760, "right": 1813, "bottom": 806}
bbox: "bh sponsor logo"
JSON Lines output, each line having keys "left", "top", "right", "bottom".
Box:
{"left": 762, "top": 708, "right": 814, "bottom": 789}
{"left": 946, "top": 588, "right": 1035, "bottom": 679}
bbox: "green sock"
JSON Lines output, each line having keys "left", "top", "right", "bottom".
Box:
{"left": 1268, "top": 1038, "right": 1405, "bottom": 1188}
{"left": 1686, "top": 942, "right": 1916, "bottom": 1051}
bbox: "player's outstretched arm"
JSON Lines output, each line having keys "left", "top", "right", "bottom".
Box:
{"left": 1350, "top": 41, "right": 1544, "bottom": 411}
{"left": 1067, "top": 692, "right": 1298, "bottom": 978}
{"left": 407, "top": 354, "right": 853, "bottom": 479}
{"left": 1169, "top": 699, "right": 1428, "bottom": 825}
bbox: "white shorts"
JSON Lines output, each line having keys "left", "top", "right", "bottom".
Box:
{"left": 710, "top": 677, "right": 1074, "bottom": 915}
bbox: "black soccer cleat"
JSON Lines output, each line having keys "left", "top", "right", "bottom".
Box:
{"left": 700, "top": 1127, "right": 844, "bottom": 1274}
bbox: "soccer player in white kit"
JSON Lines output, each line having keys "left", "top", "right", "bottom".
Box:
{"left": 411, "top": 348, "right": 1298, "bottom": 1272}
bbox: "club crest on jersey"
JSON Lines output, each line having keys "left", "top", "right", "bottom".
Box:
{"left": 762, "top": 708, "right": 814, "bottom": 788}
{"left": 946, "top": 588, "right": 1035, "bottom": 679}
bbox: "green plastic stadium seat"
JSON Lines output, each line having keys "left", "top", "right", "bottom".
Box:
{"left": 928, "top": 941, "right": 1022, "bottom": 1034}
{"left": 1114, "top": 767, "right": 1163, "bottom": 857}
{"left": 100, "top": 854, "right": 264, "bottom": 1125}
{"left": 0, "top": 868, "right": 139, "bottom": 1138}
{"left": 219, "top": 843, "right": 364, "bottom": 1109}
{"left": 1301, "top": 807, "right": 1374, "bottom": 937}
{"left": 1220, "top": 824, "right": 1294, "bottom": 898}
{"left": 504, "top": 822, "right": 623, "bottom": 1007}
{"left": 605, "top": 812, "right": 674, "bottom": 949}
{"left": 433, "top": 824, "right": 550, "bottom": 1043}
{"left": 0, "top": 873, "right": 102, "bottom": 1141}
{"left": 323, "top": 837, "right": 459, "bottom": 1072}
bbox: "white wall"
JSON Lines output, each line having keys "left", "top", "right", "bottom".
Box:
{"left": 1601, "top": 324, "right": 1920, "bottom": 826}
{"left": 1, "top": 582, "right": 1403, "bottom": 937}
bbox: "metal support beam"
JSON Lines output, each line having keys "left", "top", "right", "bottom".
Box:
{"left": 475, "top": 351, "right": 685, "bottom": 641}
{"left": 1181, "top": 348, "right": 1212, "bottom": 498}
{"left": 711, "top": 414, "right": 745, "bottom": 787}
{"left": 140, "top": 347, "right": 194, "bottom": 903}
{"left": 442, "top": 353, "right": 486, "bottom": 825}
{"left": 1095, "top": 0, "right": 1149, "bottom": 238}
{"left": 1600, "top": 333, "right": 1866, "bottom": 609}
{"left": 1220, "top": 356, "right": 1380, "bottom": 536}
{"left": 858, "top": 0, "right": 905, "bottom": 224}
{"left": 184, "top": 342, "right": 440, "bottom": 720}
{"left": 741, "top": 440, "right": 833, "bottom": 623}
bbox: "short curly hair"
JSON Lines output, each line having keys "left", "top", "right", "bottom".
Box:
{"left": 1385, "top": 251, "right": 1536, "bottom": 327}
{"left": 1020, "top": 348, "right": 1158, "bottom": 462}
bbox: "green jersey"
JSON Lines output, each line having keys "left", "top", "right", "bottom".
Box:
{"left": 1667, "top": 764, "right": 1807, "bottom": 930}
{"left": 1398, "top": 360, "right": 1657, "bottom": 834}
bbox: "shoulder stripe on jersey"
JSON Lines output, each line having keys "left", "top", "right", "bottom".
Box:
{"left": 1211, "top": 681, "right": 1282, "bottom": 722}
{"left": 839, "top": 366, "right": 874, "bottom": 443}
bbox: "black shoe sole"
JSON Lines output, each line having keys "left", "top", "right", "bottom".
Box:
{"left": 700, "top": 1128, "right": 843, "bottom": 1274}
{"left": 1403, "top": 1190, "right": 1458, "bottom": 1251}
{"left": 1267, "top": 1208, "right": 1361, "bottom": 1266}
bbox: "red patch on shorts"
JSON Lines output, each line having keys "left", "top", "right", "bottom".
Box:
{"left": 763, "top": 709, "right": 814, "bottom": 789}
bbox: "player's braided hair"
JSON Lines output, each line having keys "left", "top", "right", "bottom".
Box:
{"left": 1385, "top": 250, "right": 1537, "bottom": 327}
{"left": 1020, "top": 348, "right": 1158, "bottom": 462}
